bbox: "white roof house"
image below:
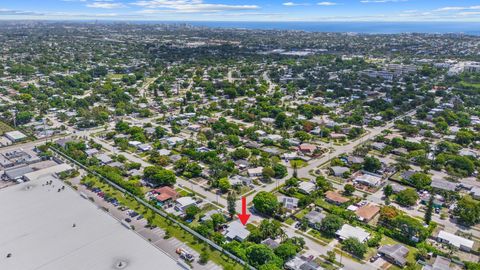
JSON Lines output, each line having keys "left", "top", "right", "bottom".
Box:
{"left": 137, "top": 143, "right": 152, "bottom": 152}
{"left": 95, "top": 153, "right": 113, "bottom": 165}
{"left": 298, "top": 181, "right": 316, "bottom": 194}
{"left": 224, "top": 221, "right": 250, "bottom": 242}
{"left": 437, "top": 230, "right": 474, "bottom": 251}
{"left": 248, "top": 167, "right": 263, "bottom": 177}
{"left": 336, "top": 224, "right": 370, "bottom": 242}
{"left": 175, "top": 197, "right": 197, "bottom": 212}
{"left": 5, "top": 131, "right": 27, "bottom": 142}
{"left": 354, "top": 172, "right": 383, "bottom": 187}
{"left": 158, "top": 149, "right": 171, "bottom": 156}
{"left": 166, "top": 137, "right": 185, "bottom": 146}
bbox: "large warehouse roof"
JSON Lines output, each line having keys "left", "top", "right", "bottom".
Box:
{"left": 0, "top": 176, "right": 182, "bottom": 270}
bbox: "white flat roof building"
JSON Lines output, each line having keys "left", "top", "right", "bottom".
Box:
{"left": 0, "top": 177, "right": 182, "bottom": 270}
{"left": 336, "top": 224, "right": 370, "bottom": 242}
{"left": 23, "top": 163, "right": 73, "bottom": 182}
{"left": 437, "top": 230, "right": 474, "bottom": 251}
{"left": 4, "top": 131, "right": 27, "bottom": 142}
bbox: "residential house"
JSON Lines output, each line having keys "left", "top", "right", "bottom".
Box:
{"left": 336, "top": 224, "right": 370, "bottom": 242}
{"left": 229, "top": 175, "right": 252, "bottom": 186}
{"left": 248, "top": 167, "right": 263, "bottom": 177}
{"left": 355, "top": 203, "right": 380, "bottom": 222}
{"left": 347, "top": 156, "right": 364, "bottom": 165}
{"left": 95, "top": 153, "right": 113, "bottom": 165}
{"left": 281, "top": 196, "right": 299, "bottom": 211}
{"left": 436, "top": 230, "right": 474, "bottom": 252}
{"left": 422, "top": 256, "right": 451, "bottom": 270}
{"left": 262, "top": 238, "right": 280, "bottom": 249}
{"left": 175, "top": 197, "right": 197, "bottom": 212}
{"left": 299, "top": 144, "right": 317, "bottom": 154}
{"left": 304, "top": 210, "right": 326, "bottom": 230}
{"left": 285, "top": 256, "right": 324, "bottom": 270}
{"left": 224, "top": 221, "right": 251, "bottom": 242}
{"left": 378, "top": 244, "right": 409, "bottom": 267}
{"left": 431, "top": 179, "right": 458, "bottom": 192}
{"left": 353, "top": 171, "right": 383, "bottom": 188}
{"left": 152, "top": 186, "right": 179, "bottom": 203}
{"left": 298, "top": 181, "right": 316, "bottom": 194}
{"left": 330, "top": 166, "right": 350, "bottom": 177}
{"left": 325, "top": 191, "right": 349, "bottom": 205}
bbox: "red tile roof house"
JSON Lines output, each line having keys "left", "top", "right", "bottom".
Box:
{"left": 298, "top": 143, "right": 317, "bottom": 154}
{"left": 152, "top": 186, "right": 179, "bottom": 203}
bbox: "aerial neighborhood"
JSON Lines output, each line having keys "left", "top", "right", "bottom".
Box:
{"left": 0, "top": 22, "right": 480, "bottom": 270}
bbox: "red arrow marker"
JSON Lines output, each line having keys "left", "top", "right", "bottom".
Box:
{"left": 237, "top": 196, "right": 251, "bottom": 226}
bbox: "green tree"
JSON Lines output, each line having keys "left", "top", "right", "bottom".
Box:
{"left": 275, "top": 112, "right": 287, "bottom": 129}
{"left": 185, "top": 205, "right": 200, "bottom": 220}
{"left": 199, "top": 251, "right": 209, "bottom": 264}
{"left": 454, "top": 196, "right": 480, "bottom": 226}
{"left": 227, "top": 192, "right": 237, "bottom": 218}
{"left": 274, "top": 242, "right": 297, "bottom": 261}
{"left": 326, "top": 250, "right": 336, "bottom": 263}
{"left": 253, "top": 191, "right": 279, "bottom": 216}
{"left": 259, "top": 219, "right": 283, "bottom": 239}
{"left": 408, "top": 172, "right": 432, "bottom": 190}
{"left": 262, "top": 167, "right": 275, "bottom": 181}
{"left": 143, "top": 166, "right": 176, "bottom": 186}
{"left": 384, "top": 184, "right": 393, "bottom": 197}
{"left": 395, "top": 189, "right": 419, "bottom": 207}
{"left": 343, "top": 184, "right": 355, "bottom": 196}
{"left": 273, "top": 163, "right": 287, "bottom": 179}
{"left": 342, "top": 237, "right": 367, "bottom": 258}
{"left": 424, "top": 195, "right": 434, "bottom": 225}
{"left": 316, "top": 176, "right": 332, "bottom": 192}
{"left": 319, "top": 214, "right": 344, "bottom": 236}
{"left": 218, "top": 178, "right": 231, "bottom": 193}
{"left": 245, "top": 244, "right": 282, "bottom": 268}
{"left": 363, "top": 156, "right": 381, "bottom": 172}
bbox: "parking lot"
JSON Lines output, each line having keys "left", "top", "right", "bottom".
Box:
{"left": 70, "top": 175, "right": 222, "bottom": 270}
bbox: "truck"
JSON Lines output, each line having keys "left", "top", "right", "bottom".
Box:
{"left": 176, "top": 248, "right": 195, "bottom": 262}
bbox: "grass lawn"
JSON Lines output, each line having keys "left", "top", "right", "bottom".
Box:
{"left": 314, "top": 257, "right": 341, "bottom": 270}
{"left": 107, "top": 73, "right": 125, "bottom": 80}
{"left": 0, "top": 121, "right": 14, "bottom": 135}
{"left": 308, "top": 229, "right": 334, "bottom": 245}
{"left": 460, "top": 81, "right": 480, "bottom": 89}
{"left": 334, "top": 247, "right": 365, "bottom": 264}
{"left": 290, "top": 159, "right": 308, "bottom": 168}
{"left": 285, "top": 218, "right": 295, "bottom": 225}
{"left": 294, "top": 208, "right": 310, "bottom": 220}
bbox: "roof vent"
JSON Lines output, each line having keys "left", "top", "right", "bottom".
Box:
{"left": 114, "top": 260, "right": 128, "bottom": 269}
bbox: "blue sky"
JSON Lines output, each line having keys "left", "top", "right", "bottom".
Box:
{"left": 1, "top": 0, "right": 480, "bottom": 21}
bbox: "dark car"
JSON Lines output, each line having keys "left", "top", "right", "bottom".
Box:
{"left": 125, "top": 218, "right": 132, "bottom": 223}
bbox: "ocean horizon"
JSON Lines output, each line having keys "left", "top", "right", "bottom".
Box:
{"left": 181, "top": 21, "right": 480, "bottom": 35}
{"left": 4, "top": 20, "right": 480, "bottom": 35}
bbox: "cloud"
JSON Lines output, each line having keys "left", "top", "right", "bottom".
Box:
{"left": 317, "top": 2, "right": 338, "bottom": 6}
{"left": 132, "top": 0, "right": 259, "bottom": 13}
{"left": 283, "top": 2, "right": 310, "bottom": 6}
{"left": 434, "top": 6, "right": 480, "bottom": 12}
{"left": 0, "top": 8, "right": 44, "bottom": 16}
{"left": 86, "top": 1, "right": 126, "bottom": 9}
